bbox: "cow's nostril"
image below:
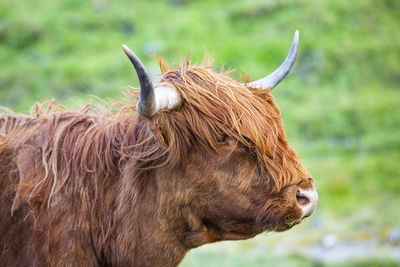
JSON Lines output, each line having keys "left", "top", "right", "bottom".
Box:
{"left": 296, "top": 196, "right": 309, "bottom": 206}
{"left": 296, "top": 188, "right": 318, "bottom": 218}
{"left": 296, "top": 189, "right": 310, "bottom": 206}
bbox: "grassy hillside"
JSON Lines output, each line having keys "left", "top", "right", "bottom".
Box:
{"left": 1, "top": 0, "right": 399, "bottom": 265}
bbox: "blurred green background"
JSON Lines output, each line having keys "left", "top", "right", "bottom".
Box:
{"left": 1, "top": 0, "right": 399, "bottom": 266}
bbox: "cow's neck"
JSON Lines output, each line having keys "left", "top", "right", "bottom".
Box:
{"left": 108, "top": 167, "right": 188, "bottom": 266}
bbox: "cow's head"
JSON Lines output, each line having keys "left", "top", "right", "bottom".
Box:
{"left": 123, "top": 30, "right": 317, "bottom": 247}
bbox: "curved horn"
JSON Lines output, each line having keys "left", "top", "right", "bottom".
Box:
{"left": 246, "top": 30, "right": 299, "bottom": 90}
{"left": 122, "top": 44, "right": 181, "bottom": 118}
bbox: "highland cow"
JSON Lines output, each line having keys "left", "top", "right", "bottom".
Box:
{"left": 0, "top": 30, "right": 317, "bottom": 266}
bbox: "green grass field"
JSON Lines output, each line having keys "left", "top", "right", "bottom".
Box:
{"left": 1, "top": 0, "right": 399, "bottom": 265}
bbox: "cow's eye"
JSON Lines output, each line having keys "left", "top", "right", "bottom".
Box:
{"left": 217, "top": 134, "right": 236, "bottom": 147}
{"left": 217, "top": 134, "right": 228, "bottom": 144}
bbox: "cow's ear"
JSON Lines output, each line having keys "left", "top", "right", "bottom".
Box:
{"left": 150, "top": 123, "right": 169, "bottom": 148}
{"left": 157, "top": 129, "right": 168, "bottom": 147}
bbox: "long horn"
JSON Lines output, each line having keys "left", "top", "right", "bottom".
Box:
{"left": 122, "top": 44, "right": 181, "bottom": 118}
{"left": 246, "top": 30, "right": 299, "bottom": 90}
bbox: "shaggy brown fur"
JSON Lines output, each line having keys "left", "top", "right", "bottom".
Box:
{"left": 0, "top": 57, "right": 314, "bottom": 266}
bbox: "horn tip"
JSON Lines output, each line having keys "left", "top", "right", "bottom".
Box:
{"left": 122, "top": 44, "right": 133, "bottom": 56}
{"left": 294, "top": 30, "right": 299, "bottom": 43}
